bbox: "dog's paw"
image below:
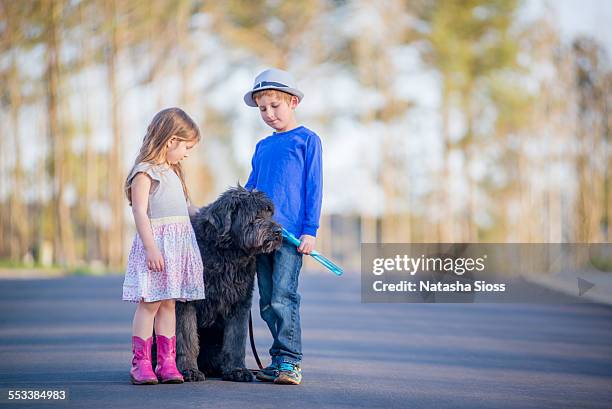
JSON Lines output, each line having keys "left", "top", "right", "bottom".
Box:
{"left": 222, "top": 367, "right": 254, "bottom": 382}
{"left": 182, "top": 368, "right": 206, "bottom": 382}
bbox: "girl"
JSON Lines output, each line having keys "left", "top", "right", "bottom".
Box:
{"left": 122, "top": 107, "right": 206, "bottom": 385}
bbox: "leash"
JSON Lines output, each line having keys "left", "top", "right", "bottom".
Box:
{"left": 248, "top": 311, "right": 263, "bottom": 374}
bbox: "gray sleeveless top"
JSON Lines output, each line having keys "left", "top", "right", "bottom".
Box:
{"left": 127, "top": 162, "right": 189, "bottom": 220}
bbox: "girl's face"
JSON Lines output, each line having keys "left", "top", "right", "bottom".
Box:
{"left": 166, "top": 137, "right": 197, "bottom": 164}
{"left": 256, "top": 94, "right": 298, "bottom": 133}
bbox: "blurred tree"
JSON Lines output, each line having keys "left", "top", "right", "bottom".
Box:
{"left": 344, "top": 0, "right": 415, "bottom": 243}
{"left": 416, "top": 0, "right": 521, "bottom": 241}
{"left": 484, "top": 15, "right": 561, "bottom": 243}
{"left": 75, "top": 0, "right": 101, "bottom": 264}
{"left": 572, "top": 37, "right": 609, "bottom": 242}
{"left": 204, "top": 0, "right": 325, "bottom": 68}
{"left": 174, "top": 0, "right": 215, "bottom": 207}
{"left": 104, "top": 0, "right": 126, "bottom": 269}
{"left": 45, "top": 0, "right": 77, "bottom": 265}
{"left": 605, "top": 70, "right": 612, "bottom": 242}
{"left": 0, "top": 1, "right": 31, "bottom": 262}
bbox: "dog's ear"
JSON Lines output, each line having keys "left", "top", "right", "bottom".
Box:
{"left": 202, "top": 193, "right": 238, "bottom": 247}
{"left": 250, "top": 189, "right": 274, "bottom": 215}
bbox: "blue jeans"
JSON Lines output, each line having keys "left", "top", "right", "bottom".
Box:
{"left": 256, "top": 239, "right": 303, "bottom": 365}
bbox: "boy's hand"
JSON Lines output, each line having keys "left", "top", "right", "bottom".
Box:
{"left": 298, "top": 235, "right": 316, "bottom": 255}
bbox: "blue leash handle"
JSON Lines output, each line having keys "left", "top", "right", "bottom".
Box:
{"left": 281, "top": 228, "right": 344, "bottom": 276}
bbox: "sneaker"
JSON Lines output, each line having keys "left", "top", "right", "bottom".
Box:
{"left": 274, "top": 362, "right": 302, "bottom": 385}
{"left": 256, "top": 363, "right": 280, "bottom": 382}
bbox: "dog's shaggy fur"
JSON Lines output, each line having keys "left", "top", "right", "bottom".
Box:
{"left": 174, "top": 186, "right": 282, "bottom": 382}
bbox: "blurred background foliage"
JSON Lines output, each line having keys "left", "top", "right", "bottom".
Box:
{"left": 0, "top": 0, "right": 610, "bottom": 273}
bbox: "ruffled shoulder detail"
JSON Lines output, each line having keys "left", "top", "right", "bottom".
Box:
{"left": 128, "top": 162, "right": 166, "bottom": 194}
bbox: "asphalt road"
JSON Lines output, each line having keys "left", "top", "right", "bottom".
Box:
{"left": 0, "top": 273, "right": 611, "bottom": 409}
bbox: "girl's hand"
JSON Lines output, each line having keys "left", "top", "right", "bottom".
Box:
{"left": 188, "top": 204, "right": 200, "bottom": 217}
{"left": 298, "top": 235, "right": 316, "bottom": 255}
{"left": 146, "top": 246, "right": 165, "bottom": 272}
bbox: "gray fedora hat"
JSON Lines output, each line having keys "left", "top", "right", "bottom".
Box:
{"left": 244, "top": 68, "right": 304, "bottom": 107}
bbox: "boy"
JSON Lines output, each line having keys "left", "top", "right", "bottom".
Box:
{"left": 244, "top": 68, "right": 323, "bottom": 385}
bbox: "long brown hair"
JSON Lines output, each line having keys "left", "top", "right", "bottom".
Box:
{"left": 125, "top": 107, "right": 201, "bottom": 206}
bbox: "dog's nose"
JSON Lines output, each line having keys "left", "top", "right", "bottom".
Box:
{"left": 273, "top": 225, "right": 282, "bottom": 236}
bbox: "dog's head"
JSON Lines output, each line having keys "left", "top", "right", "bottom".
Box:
{"left": 199, "top": 185, "right": 283, "bottom": 254}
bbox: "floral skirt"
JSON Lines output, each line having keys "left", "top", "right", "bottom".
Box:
{"left": 122, "top": 216, "right": 206, "bottom": 303}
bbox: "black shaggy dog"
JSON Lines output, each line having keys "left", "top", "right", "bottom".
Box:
{"left": 174, "top": 186, "right": 282, "bottom": 382}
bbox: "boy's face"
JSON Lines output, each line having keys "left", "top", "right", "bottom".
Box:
{"left": 256, "top": 93, "right": 298, "bottom": 133}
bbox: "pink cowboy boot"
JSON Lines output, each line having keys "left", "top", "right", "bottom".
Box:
{"left": 130, "top": 336, "right": 158, "bottom": 385}
{"left": 155, "top": 335, "right": 184, "bottom": 383}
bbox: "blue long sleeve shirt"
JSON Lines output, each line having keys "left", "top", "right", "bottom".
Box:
{"left": 245, "top": 125, "right": 323, "bottom": 237}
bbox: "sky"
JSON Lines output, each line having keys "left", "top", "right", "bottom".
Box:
{"left": 528, "top": 0, "right": 612, "bottom": 50}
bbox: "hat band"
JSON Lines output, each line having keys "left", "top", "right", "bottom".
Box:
{"left": 253, "top": 81, "right": 289, "bottom": 90}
